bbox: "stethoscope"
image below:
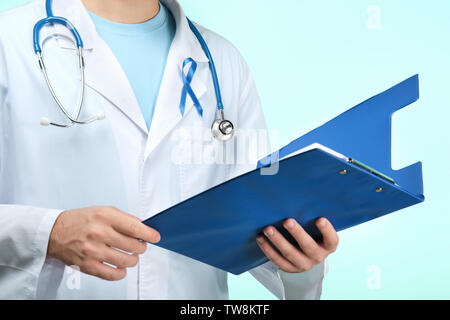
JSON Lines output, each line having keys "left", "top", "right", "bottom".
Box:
{"left": 33, "top": 0, "right": 235, "bottom": 141}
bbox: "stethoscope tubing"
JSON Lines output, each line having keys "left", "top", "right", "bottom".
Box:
{"left": 186, "top": 18, "right": 224, "bottom": 112}
{"left": 34, "top": 0, "right": 100, "bottom": 127}
{"left": 35, "top": 0, "right": 234, "bottom": 140}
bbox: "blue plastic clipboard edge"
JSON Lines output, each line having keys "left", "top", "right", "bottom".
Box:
{"left": 258, "top": 75, "right": 424, "bottom": 198}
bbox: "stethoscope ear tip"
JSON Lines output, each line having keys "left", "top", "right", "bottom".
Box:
{"left": 96, "top": 112, "right": 106, "bottom": 121}
{"left": 40, "top": 117, "right": 50, "bottom": 126}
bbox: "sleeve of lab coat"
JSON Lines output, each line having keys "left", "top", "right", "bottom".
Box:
{"left": 0, "top": 40, "right": 65, "bottom": 299}
{"left": 232, "top": 66, "right": 327, "bottom": 300}
{"left": 0, "top": 206, "right": 64, "bottom": 299}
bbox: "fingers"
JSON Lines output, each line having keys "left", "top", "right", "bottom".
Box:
{"left": 79, "top": 241, "right": 139, "bottom": 269}
{"left": 109, "top": 209, "right": 161, "bottom": 244}
{"left": 316, "top": 218, "right": 339, "bottom": 252}
{"left": 53, "top": 206, "right": 157, "bottom": 282}
{"left": 262, "top": 226, "right": 314, "bottom": 271}
{"left": 98, "top": 246, "right": 139, "bottom": 269}
{"left": 283, "top": 219, "right": 321, "bottom": 259}
{"left": 256, "top": 236, "right": 299, "bottom": 273}
{"left": 104, "top": 228, "right": 148, "bottom": 254}
{"left": 257, "top": 218, "right": 339, "bottom": 273}
{"left": 80, "top": 260, "right": 127, "bottom": 281}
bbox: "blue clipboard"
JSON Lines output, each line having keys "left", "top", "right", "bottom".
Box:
{"left": 143, "top": 75, "right": 424, "bottom": 275}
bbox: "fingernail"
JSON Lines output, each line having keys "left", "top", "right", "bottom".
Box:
{"left": 284, "top": 219, "right": 295, "bottom": 229}
{"left": 256, "top": 236, "right": 264, "bottom": 244}
{"left": 264, "top": 228, "right": 274, "bottom": 237}
{"left": 318, "top": 218, "right": 328, "bottom": 227}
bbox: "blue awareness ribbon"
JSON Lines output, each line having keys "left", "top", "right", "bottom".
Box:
{"left": 179, "top": 58, "right": 203, "bottom": 117}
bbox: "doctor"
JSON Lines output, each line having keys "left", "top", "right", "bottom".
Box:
{"left": 0, "top": 0, "right": 339, "bottom": 299}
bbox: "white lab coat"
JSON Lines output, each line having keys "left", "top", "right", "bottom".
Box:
{"left": 0, "top": 0, "right": 326, "bottom": 299}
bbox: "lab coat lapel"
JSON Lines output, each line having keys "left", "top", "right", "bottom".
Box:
{"left": 84, "top": 42, "right": 148, "bottom": 133}
{"left": 51, "top": 0, "right": 148, "bottom": 133}
{"left": 145, "top": 0, "right": 209, "bottom": 158}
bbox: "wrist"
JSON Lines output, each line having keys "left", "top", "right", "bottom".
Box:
{"left": 46, "top": 210, "right": 68, "bottom": 259}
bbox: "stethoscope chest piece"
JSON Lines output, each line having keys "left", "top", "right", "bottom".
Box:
{"left": 211, "top": 118, "right": 234, "bottom": 141}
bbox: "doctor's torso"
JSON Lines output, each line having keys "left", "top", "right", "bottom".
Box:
{"left": 0, "top": 0, "right": 268, "bottom": 299}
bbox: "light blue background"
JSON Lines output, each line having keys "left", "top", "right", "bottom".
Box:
{"left": 1, "top": 0, "right": 449, "bottom": 299}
